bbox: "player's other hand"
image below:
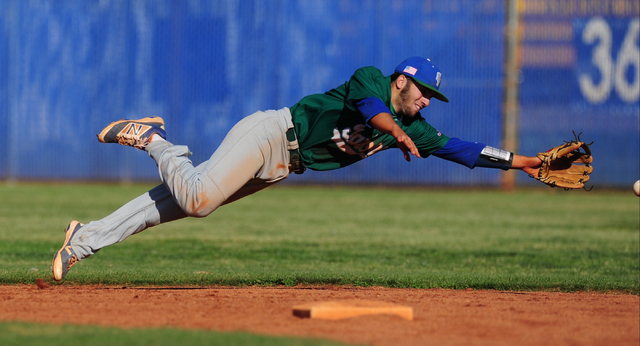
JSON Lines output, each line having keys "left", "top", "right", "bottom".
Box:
{"left": 368, "top": 112, "right": 420, "bottom": 162}
{"left": 392, "top": 128, "right": 420, "bottom": 162}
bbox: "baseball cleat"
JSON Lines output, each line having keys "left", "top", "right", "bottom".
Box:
{"left": 97, "top": 116, "right": 166, "bottom": 150}
{"left": 51, "top": 220, "right": 84, "bottom": 281}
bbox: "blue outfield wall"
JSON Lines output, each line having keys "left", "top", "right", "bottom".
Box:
{"left": 517, "top": 2, "right": 639, "bottom": 188}
{"left": 0, "top": 0, "right": 637, "bottom": 187}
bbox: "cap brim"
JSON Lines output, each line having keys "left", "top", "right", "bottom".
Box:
{"left": 415, "top": 79, "right": 449, "bottom": 103}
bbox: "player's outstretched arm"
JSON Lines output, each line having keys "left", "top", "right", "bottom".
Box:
{"left": 511, "top": 155, "right": 542, "bottom": 176}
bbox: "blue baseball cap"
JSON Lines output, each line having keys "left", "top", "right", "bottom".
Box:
{"left": 394, "top": 57, "right": 449, "bottom": 103}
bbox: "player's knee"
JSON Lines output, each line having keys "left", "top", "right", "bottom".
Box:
{"left": 182, "top": 204, "right": 214, "bottom": 218}
{"left": 179, "top": 184, "right": 224, "bottom": 218}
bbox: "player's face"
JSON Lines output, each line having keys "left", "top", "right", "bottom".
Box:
{"left": 397, "top": 79, "right": 433, "bottom": 118}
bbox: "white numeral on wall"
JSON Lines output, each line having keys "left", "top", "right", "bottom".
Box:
{"left": 579, "top": 18, "right": 640, "bottom": 104}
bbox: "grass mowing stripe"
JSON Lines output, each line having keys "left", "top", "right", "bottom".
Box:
{"left": 0, "top": 183, "right": 638, "bottom": 293}
{"left": 0, "top": 322, "right": 346, "bottom": 346}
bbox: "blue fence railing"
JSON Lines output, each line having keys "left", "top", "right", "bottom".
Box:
{"left": 0, "top": 0, "right": 637, "bottom": 187}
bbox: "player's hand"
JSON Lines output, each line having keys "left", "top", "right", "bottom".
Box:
{"left": 522, "top": 166, "right": 540, "bottom": 177}
{"left": 392, "top": 127, "right": 420, "bottom": 162}
{"left": 368, "top": 112, "right": 420, "bottom": 162}
{"left": 512, "top": 155, "right": 542, "bottom": 176}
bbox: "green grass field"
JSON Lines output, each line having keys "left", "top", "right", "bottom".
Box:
{"left": 1, "top": 182, "right": 638, "bottom": 293}
{"left": 1, "top": 182, "right": 638, "bottom": 344}
{"left": 0, "top": 322, "right": 347, "bottom": 346}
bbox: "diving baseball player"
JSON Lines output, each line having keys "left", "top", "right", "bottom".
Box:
{"left": 52, "top": 56, "right": 544, "bottom": 281}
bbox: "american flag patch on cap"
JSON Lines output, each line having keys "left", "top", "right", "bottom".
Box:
{"left": 403, "top": 66, "right": 417, "bottom": 75}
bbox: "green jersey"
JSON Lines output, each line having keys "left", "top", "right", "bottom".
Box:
{"left": 290, "top": 66, "right": 450, "bottom": 171}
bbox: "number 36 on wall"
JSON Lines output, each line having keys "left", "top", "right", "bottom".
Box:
{"left": 579, "top": 18, "right": 639, "bottom": 104}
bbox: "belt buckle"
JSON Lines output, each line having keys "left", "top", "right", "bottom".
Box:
{"left": 290, "top": 151, "right": 305, "bottom": 174}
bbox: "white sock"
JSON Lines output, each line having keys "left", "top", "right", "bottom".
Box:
{"left": 150, "top": 133, "right": 165, "bottom": 143}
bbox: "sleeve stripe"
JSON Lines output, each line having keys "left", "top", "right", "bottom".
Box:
{"left": 356, "top": 97, "right": 391, "bottom": 124}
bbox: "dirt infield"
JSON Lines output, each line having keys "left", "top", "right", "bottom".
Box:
{"left": 1, "top": 284, "right": 638, "bottom": 345}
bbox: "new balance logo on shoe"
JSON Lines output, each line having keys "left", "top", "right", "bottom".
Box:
{"left": 122, "top": 123, "right": 152, "bottom": 137}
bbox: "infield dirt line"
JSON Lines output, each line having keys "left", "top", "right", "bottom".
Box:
{"left": 1, "top": 285, "right": 638, "bottom": 346}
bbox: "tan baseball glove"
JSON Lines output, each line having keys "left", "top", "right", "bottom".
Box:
{"left": 536, "top": 133, "right": 593, "bottom": 190}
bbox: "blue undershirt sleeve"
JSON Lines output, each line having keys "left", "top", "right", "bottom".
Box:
{"left": 356, "top": 97, "right": 392, "bottom": 126}
{"left": 432, "top": 137, "right": 485, "bottom": 169}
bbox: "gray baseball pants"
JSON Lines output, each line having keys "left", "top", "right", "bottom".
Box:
{"left": 70, "top": 108, "right": 294, "bottom": 260}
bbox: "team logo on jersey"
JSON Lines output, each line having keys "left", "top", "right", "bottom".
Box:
{"left": 332, "top": 124, "right": 385, "bottom": 158}
{"left": 436, "top": 72, "right": 442, "bottom": 88}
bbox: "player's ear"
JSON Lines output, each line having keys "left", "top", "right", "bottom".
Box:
{"left": 394, "top": 74, "right": 407, "bottom": 90}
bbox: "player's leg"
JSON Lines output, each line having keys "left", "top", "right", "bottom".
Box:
{"left": 52, "top": 108, "right": 293, "bottom": 280}
{"left": 145, "top": 108, "right": 292, "bottom": 217}
{"left": 52, "top": 174, "right": 282, "bottom": 281}
{"left": 52, "top": 183, "right": 186, "bottom": 281}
